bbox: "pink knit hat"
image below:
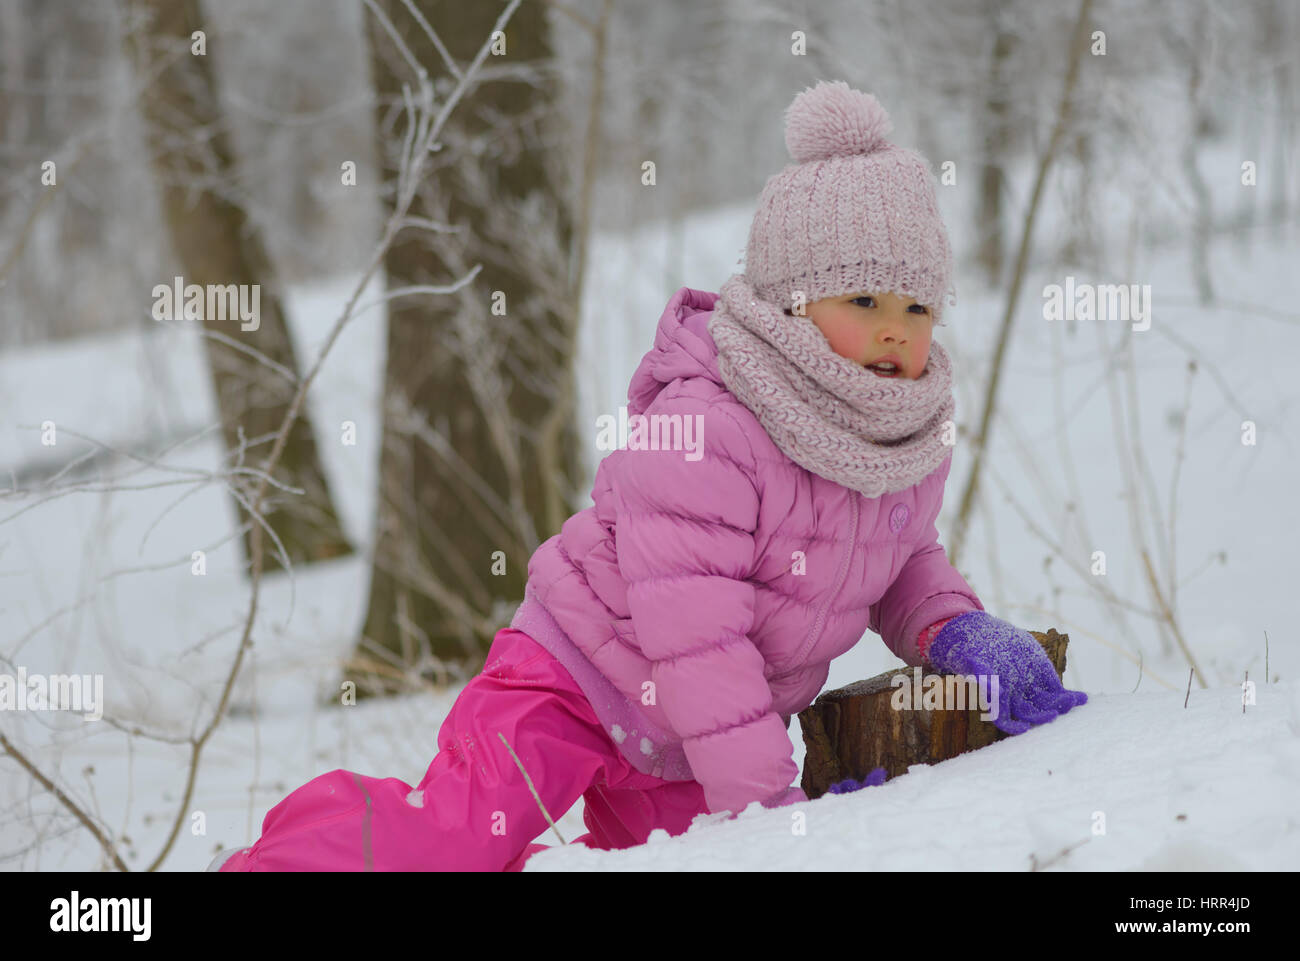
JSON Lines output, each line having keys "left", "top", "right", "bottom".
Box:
{"left": 742, "top": 80, "right": 957, "bottom": 326}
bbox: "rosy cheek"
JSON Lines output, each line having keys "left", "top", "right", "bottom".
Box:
{"left": 909, "top": 338, "right": 931, "bottom": 378}
{"left": 822, "top": 319, "right": 870, "bottom": 361}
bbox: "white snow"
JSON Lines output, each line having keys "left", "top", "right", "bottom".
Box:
{"left": 1, "top": 131, "right": 1296, "bottom": 871}
{"left": 526, "top": 682, "right": 1300, "bottom": 871}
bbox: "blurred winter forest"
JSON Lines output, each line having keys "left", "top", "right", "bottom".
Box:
{"left": 0, "top": 0, "right": 1297, "bottom": 870}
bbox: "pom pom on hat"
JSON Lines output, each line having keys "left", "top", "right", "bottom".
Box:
{"left": 784, "top": 80, "right": 893, "bottom": 164}
{"left": 744, "top": 79, "right": 955, "bottom": 324}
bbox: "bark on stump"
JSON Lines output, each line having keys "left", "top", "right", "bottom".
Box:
{"left": 798, "top": 629, "right": 1070, "bottom": 800}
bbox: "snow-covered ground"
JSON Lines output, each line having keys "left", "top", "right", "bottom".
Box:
{"left": 1, "top": 132, "right": 1297, "bottom": 870}
{"left": 530, "top": 681, "right": 1300, "bottom": 871}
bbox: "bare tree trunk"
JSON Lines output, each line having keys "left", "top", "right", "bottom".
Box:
{"left": 122, "top": 0, "right": 353, "bottom": 572}
{"left": 1060, "top": 129, "right": 1098, "bottom": 273}
{"left": 1, "top": 1, "right": 134, "bottom": 346}
{"left": 1177, "top": 5, "right": 1215, "bottom": 302}
{"left": 976, "top": 4, "right": 1014, "bottom": 286}
{"left": 355, "top": 0, "right": 581, "bottom": 691}
{"left": 799, "top": 629, "right": 1072, "bottom": 799}
{"left": 1266, "top": 0, "right": 1294, "bottom": 242}
{"left": 949, "top": 0, "right": 1095, "bottom": 569}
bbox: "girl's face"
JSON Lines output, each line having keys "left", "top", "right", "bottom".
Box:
{"left": 788, "top": 289, "right": 934, "bottom": 380}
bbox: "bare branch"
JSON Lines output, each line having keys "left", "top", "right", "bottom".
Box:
{"left": 141, "top": 0, "right": 525, "bottom": 872}
{"left": 0, "top": 730, "right": 129, "bottom": 872}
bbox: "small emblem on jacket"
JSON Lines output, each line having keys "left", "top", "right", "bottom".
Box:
{"left": 889, "top": 503, "right": 910, "bottom": 533}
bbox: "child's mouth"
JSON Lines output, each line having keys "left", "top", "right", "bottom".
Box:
{"left": 865, "top": 362, "right": 900, "bottom": 378}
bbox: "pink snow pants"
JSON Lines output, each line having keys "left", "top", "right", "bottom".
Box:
{"left": 219, "top": 627, "right": 711, "bottom": 871}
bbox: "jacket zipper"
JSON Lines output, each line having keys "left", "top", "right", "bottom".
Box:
{"left": 789, "top": 492, "right": 859, "bottom": 668}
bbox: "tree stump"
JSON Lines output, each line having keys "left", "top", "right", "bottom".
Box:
{"left": 798, "top": 629, "right": 1070, "bottom": 799}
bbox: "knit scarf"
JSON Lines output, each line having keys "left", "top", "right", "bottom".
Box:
{"left": 706, "top": 272, "right": 955, "bottom": 498}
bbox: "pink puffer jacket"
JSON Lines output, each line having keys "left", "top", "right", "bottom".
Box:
{"left": 508, "top": 285, "right": 984, "bottom": 816}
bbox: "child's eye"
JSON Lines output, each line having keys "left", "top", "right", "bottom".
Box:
{"left": 851, "top": 296, "right": 929, "bottom": 314}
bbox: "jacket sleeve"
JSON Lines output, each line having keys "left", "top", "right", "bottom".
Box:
{"left": 869, "top": 454, "right": 985, "bottom": 667}
{"left": 609, "top": 396, "right": 803, "bottom": 816}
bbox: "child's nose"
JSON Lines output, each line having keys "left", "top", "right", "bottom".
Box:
{"left": 877, "top": 313, "right": 908, "bottom": 342}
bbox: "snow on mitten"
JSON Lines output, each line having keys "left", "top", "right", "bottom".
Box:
{"left": 926, "top": 611, "right": 1088, "bottom": 735}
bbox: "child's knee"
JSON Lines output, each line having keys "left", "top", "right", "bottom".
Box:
{"left": 261, "top": 768, "right": 367, "bottom": 834}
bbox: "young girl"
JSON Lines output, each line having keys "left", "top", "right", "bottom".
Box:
{"left": 213, "top": 80, "right": 1085, "bottom": 873}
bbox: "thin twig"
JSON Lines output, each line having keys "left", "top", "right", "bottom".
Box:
{"left": 0, "top": 731, "right": 129, "bottom": 872}
{"left": 397, "top": 0, "right": 463, "bottom": 82}
{"left": 1140, "top": 547, "right": 1206, "bottom": 689}
{"left": 151, "top": 317, "right": 301, "bottom": 386}
{"left": 1029, "top": 835, "right": 1090, "bottom": 872}
{"left": 360, "top": 0, "right": 427, "bottom": 85}
{"left": 349, "top": 271, "right": 482, "bottom": 319}
{"left": 1000, "top": 600, "right": 1178, "bottom": 691}
{"left": 949, "top": 0, "right": 1095, "bottom": 566}
{"left": 496, "top": 731, "right": 566, "bottom": 846}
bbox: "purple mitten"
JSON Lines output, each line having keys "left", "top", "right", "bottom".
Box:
{"left": 926, "top": 611, "right": 1087, "bottom": 735}
{"left": 828, "top": 766, "right": 888, "bottom": 794}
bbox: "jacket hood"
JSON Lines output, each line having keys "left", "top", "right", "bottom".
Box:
{"left": 626, "top": 286, "right": 723, "bottom": 417}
